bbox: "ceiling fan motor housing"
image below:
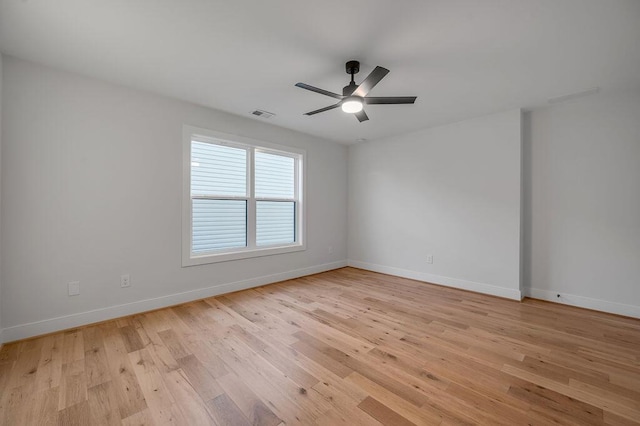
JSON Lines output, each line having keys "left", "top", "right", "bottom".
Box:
{"left": 345, "top": 60, "right": 360, "bottom": 75}
{"left": 343, "top": 82, "right": 358, "bottom": 96}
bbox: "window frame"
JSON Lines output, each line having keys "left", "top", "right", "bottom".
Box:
{"left": 182, "top": 125, "right": 306, "bottom": 266}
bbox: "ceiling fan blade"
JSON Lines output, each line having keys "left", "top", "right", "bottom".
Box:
{"left": 304, "top": 103, "right": 341, "bottom": 116}
{"left": 355, "top": 109, "right": 369, "bottom": 122}
{"left": 295, "top": 83, "right": 343, "bottom": 99}
{"left": 365, "top": 96, "right": 417, "bottom": 105}
{"left": 352, "top": 66, "right": 390, "bottom": 97}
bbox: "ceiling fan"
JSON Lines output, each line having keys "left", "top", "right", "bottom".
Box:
{"left": 295, "top": 60, "right": 417, "bottom": 122}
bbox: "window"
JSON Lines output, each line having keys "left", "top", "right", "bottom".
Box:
{"left": 182, "top": 126, "right": 305, "bottom": 266}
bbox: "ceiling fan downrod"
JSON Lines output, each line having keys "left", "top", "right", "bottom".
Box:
{"left": 344, "top": 60, "right": 360, "bottom": 96}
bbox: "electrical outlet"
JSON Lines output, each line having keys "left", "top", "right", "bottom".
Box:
{"left": 426, "top": 255, "right": 434, "bottom": 264}
{"left": 68, "top": 281, "right": 80, "bottom": 296}
{"left": 121, "top": 274, "right": 131, "bottom": 288}
{"left": 328, "top": 246, "right": 334, "bottom": 254}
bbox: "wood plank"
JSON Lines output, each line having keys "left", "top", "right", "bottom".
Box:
{"left": 216, "top": 371, "right": 282, "bottom": 426}
{"left": 357, "top": 396, "right": 416, "bottom": 426}
{"left": 163, "top": 369, "right": 215, "bottom": 425}
{"left": 101, "top": 324, "right": 148, "bottom": 419}
{"left": 507, "top": 381, "right": 603, "bottom": 425}
{"left": 31, "top": 386, "right": 60, "bottom": 426}
{"left": 129, "top": 348, "right": 187, "bottom": 425}
{"left": 34, "top": 334, "right": 64, "bottom": 392}
{"left": 231, "top": 324, "right": 319, "bottom": 389}
{"left": 61, "top": 330, "right": 85, "bottom": 365}
{"left": 205, "top": 334, "right": 324, "bottom": 425}
{"left": 119, "top": 326, "right": 145, "bottom": 353}
{"left": 157, "top": 328, "right": 191, "bottom": 361}
{"left": 58, "top": 359, "right": 88, "bottom": 410}
{"left": 294, "top": 331, "right": 429, "bottom": 407}
{"left": 176, "top": 353, "right": 225, "bottom": 401}
{"left": 121, "top": 408, "right": 156, "bottom": 426}
{"left": 1, "top": 384, "right": 36, "bottom": 425}
{"left": 5, "top": 338, "right": 42, "bottom": 390}
{"left": 85, "top": 340, "right": 112, "bottom": 389}
{"left": 206, "top": 393, "right": 251, "bottom": 426}
{"left": 291, "top": 339, "right": 354, "bottom": 378}
{"left": 58, "top": 400, "right": 91, "bottom": 426}
{"left": 316, "top": 408, "right": 382, "bottom": 426}
{"left": 87, "top": 381, "right": 123, "bottom": 426}
{"left": 347, "top": 371, "right": 444, "bottom": 425}
{"left": 503, "top": 364, "right": 640, "bottom": 422}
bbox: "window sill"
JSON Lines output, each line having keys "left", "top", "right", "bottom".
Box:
{"left": 182, "top": 243, "right": 305, "bottom": 267}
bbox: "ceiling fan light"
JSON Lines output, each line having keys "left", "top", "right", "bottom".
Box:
{"left": 341, "top": 97, "right": 363, "bottom": 113}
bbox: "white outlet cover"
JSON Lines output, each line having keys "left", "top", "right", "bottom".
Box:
{"left": 121, "top": 274, "right": 131, "bottom": 288}
{"left": 68, "top": 281, "right": 80, "bottom": 296}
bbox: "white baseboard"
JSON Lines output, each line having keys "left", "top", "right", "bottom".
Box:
{"left": 523, "top": 287, "right": 640, "bottom": 319}
{"left": 347, "top": 259, "right": 522, "bottom": 301}
{"left": 0, "top": 260, "right": 348, "bottom": 343}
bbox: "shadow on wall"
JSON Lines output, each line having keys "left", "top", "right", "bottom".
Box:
{"left": 521, "top": 112, "right": 533, "bottom": 291}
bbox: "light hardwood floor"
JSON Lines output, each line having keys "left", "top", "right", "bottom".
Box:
{"left": 1, "top": 267, "right": 639, "bottom": 425}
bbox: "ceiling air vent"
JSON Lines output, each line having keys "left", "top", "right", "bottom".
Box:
{"left": 251, "top": 109, "right": 275, "bottom": 119}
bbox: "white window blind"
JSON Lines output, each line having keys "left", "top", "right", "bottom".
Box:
{"left": 255, "top": 150, "right": 296, "bottom": 246}
{"left": 184, "top": 128, "right": 304, "bottom": 265}
{"left": 192, "top": 199, "right": 247, "bottom": 252}
{"left": 191, "top": 142, "right": 246, "bottom": 197}
{"left": 256, "top": 201, "right": 295, "bottom": 246}
{"left": 255, "top": 151, "right": 295, "bottom": 198}
{"left": 191, "top": 141, "right": 248, "bottom": 253}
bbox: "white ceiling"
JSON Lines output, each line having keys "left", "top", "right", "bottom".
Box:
{"left": 1, "top": 0, "right": 640, "bottom": 144}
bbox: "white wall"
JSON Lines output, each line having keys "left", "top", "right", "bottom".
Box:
{"left": 0, "top": 56, "right": 348, "bottom": 342}
{"left": 524, "top": 92, "right": 640, "bottom": 317}
{"left": 348, "top": 109, "right": 522, "bottom": 300}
